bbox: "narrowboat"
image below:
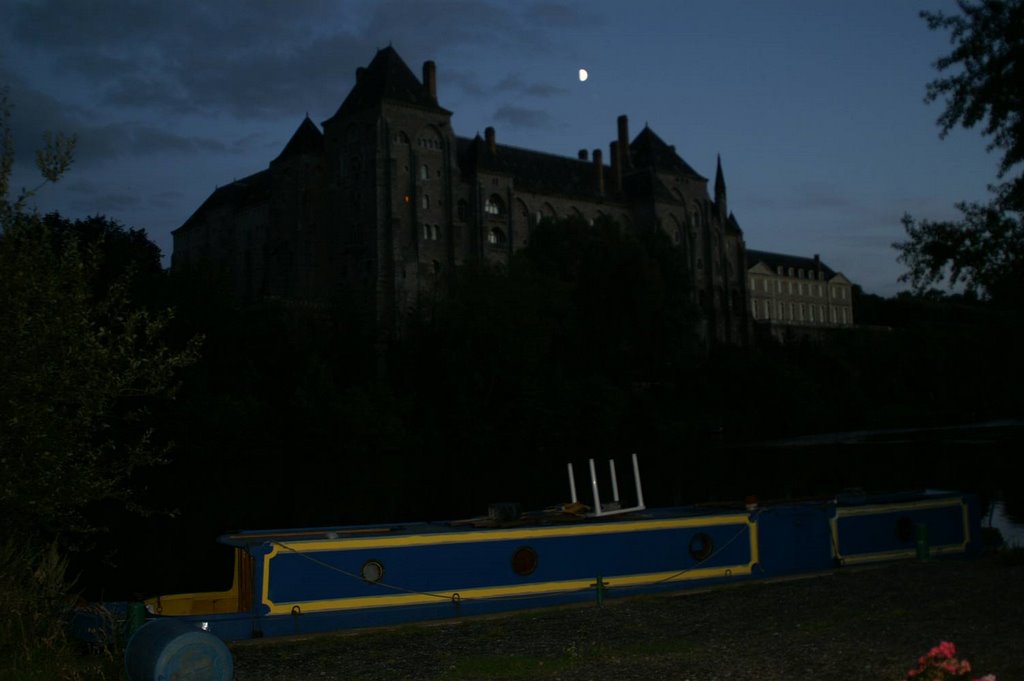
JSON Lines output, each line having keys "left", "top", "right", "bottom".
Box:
{"left": 74, "top": 455, "right": 983, "bottom": 643}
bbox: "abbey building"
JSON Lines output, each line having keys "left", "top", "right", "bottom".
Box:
{"left": 172, "top": 46, "right": 754, "bottom": 343}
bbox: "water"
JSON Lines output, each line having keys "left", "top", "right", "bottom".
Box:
{"left": 985, "top": 501, "right": 1024, "bottom": 547}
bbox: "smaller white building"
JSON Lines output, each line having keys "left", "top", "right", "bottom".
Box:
{"left": 746, "top": 250, "right": 853, "bottom": 339}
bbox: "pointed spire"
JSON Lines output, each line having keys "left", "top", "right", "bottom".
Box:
{"left": 714, "top": 154, "right": 727, "bottom": 220}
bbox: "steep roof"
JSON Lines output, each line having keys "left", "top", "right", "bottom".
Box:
{"left": 629, "top": 125, "right": 704, "bottom": 180}
{"left": 746, "top": 249, "right": 838, "bottom": 278}
{"left": 271, "top": 115, "right": 324, "bottom": 164}
{"left": 174, "top": 170, "right": 272, "bottom": 234}
{"left": 457, "top": 135, "right": 608, "bottom": 199}
{"left": 726, "top": 212, "right": 743, "bottom": 236}
{"left": 325, "top": 46, "right": 449, "bottom": 122}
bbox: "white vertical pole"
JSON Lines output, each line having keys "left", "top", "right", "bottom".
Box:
{"left": 632, "top": 453, "right": 645, "bottom": 509}
{"left": 568, "top": 463, "right": 578, "bottom": 503}
{"left": 609, "top": 459, "right": 620, "bottom": 502}
{"left": 589, "top": 458, "right": 602, "bottom": 515}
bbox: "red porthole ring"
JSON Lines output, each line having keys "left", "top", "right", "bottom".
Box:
{"left": 511, "top": 546, "right": 538, "bottom": 576}
{"left": 688, "top": 532, "right": 714, "bottom": 562}
{"left": 361, "top": 559, "right": 385, "bottom": 583}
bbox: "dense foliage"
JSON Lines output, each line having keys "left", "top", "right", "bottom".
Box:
{"left": 1, "top": 90, "right": 197, "bottom": 681}
{"left": 895, "top": 0, "right": 1024, "bottom": 305}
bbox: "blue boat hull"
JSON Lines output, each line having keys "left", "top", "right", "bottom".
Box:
{"left": 73, "top": 491, "right": 983, "bottom": 642}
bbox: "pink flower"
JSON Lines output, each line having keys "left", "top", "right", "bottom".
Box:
{"left": 904, "top": 642, "right": 995, "bottom": 681}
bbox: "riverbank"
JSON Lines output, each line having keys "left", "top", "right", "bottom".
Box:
{"left": 229, "top": 553, "right": 1023, "bottom": 680}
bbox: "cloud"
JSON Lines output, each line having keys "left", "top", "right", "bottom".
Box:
{"left": 493, "top": 105, "right": 552, "bottom": 129}
{"left": 4, "top": 1, "right": 591, "bottom": 124}
{"left": 523, "top": 1, "right": 603, "bottom": 27}
{"left": 494, "top": 75, "right": 567, "bottom": 98}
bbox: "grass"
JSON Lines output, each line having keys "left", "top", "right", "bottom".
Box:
{"left": 0, "top": 540, "right": 126, "bottom": 681}
{"left": 440, "top": 653, "right": 575, "bottom": 680}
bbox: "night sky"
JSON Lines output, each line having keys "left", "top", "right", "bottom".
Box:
{"left": 1, "top": 1, "right": 997, "bottom": 296}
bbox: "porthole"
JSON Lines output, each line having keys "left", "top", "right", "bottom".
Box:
{"left": 511, "top": 546, "right": 538, "bottom": 576}
{"left": 688, "top": 532, "right": 714, "bottom": 562}
{"left": 896, "top": 517, "right": 914, "bottom": 544}
{"left": 361, "top": 559, "right": 385, "bottom": 583}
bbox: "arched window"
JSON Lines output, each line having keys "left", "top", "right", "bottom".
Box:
{"left": 422, "top": 194, "right": 430, "bottom": 210}
{"left": 417, "top": 127, "right": 442, "bottom": 150}
{"left": 488, "top": 228, "right": 506, "bottom": 245}
{"left": 420, "top": 164, "right": 429, "bottom": 180}
{"left": 485, "top": 194, "right": 505, "bottom": 216}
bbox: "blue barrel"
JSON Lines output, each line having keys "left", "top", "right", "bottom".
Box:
{"left": 124, "top": 619, "right": 233, "bottom": 681}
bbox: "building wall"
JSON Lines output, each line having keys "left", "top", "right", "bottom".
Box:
{"left": 747, "top": 260, "right": 854, "bottom": 338}
{"left": 173, "top": 49, "right": 753, "bottom": 345}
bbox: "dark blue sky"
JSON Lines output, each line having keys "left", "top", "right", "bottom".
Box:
{"left": 1, "top": 1, "right": 996, "bottom": 295}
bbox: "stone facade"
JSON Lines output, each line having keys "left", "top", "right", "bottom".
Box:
{"left": 746, "top": 250, "right": 853, "bottom": 342}
{"left": 173, "top": 46, "right": 751, "bottom": 344}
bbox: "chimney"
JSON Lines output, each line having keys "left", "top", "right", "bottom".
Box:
{"left": 593, "top": 148, "right": 604, "bottom": 195}
{"left": 423, "top": 61, "right": 437, "bottom": 99}
{"left": 485, "top": 126, "right": 496, "bottom": 154}
{"left": 617, "top": 114, "right": 631, "bottom": 169}
{"left": 578, "top": 149, "right": 588, "bottom": 160}
{"left": 611, "top": 141, "right": 622, "bottom": 193}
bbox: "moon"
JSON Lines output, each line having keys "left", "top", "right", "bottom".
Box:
{"left": 578, "top": 68, "right": 588, "bottom": 82}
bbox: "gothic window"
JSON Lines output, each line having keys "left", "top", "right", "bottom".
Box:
{"left": 485, "top": 194, "right": 505, "bottom": 216}
{"left": 420, "top": 164, "right": 429, "bottom": 180}
{"left": 488, "top": 228, "right": 506, "bottom": 245}
{"left": 422, "top": 194, "right": 430, "bottom": 210}
{"left": 422, "top": 223, "right": 430, "bottom": 240}
{"left": 516, "top": 199, "right": 531, "bottom": 242}
{"left": 432, "top": 224, "right": 441, "bottom": 240}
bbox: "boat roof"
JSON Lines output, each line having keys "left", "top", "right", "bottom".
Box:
{"left": 217, "top": 489, "right": 967, "bottom": 547}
